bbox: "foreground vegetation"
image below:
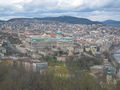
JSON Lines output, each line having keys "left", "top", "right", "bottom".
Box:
{"left": 0, "top": 63, "right": 101, "bottom": 90}
{"left": 42, "top": 56, "right": 103, "bottom": 71}
{"left": 0, "top": 61, "right": 120, "bottom": 90}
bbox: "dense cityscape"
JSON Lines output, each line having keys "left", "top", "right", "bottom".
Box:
{"left": 0, "top": 17, "right": 120, "bottom": 89}
{"left": 0, "top": 0, "right": 120, "bottom": 89}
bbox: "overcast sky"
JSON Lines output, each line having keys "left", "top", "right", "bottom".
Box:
{"left": 0, "top": 0, "right": 120, "bottom": 21}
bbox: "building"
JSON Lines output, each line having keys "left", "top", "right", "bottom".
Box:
{"left": 90, "top": 45, "right": 101, "bottom": 55}
{"left": 0, "top": 40, "right": 6, "bottom": 57}
{"left": 25, "top": 31, "right": 74, "bottom": 57}
{"left": 14, "top": 58, "right": 48, "bottom": 73}
{"left": 90, "top": 65, "right": 104, "bottom": 74}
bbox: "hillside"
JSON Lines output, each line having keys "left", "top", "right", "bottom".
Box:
{"left": 0, "top": 16, "right": 101, "bottom": 25}
{"left": 37, "top": 16, "right": 101, "bottom": 24}
{"left": 102, "top": 20, "right": 120, "bottom": 25}
{"left": 0, "top": 20, "right": 5, "bottom": 23}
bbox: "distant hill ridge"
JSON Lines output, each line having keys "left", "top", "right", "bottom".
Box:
{"left": 0, "top": 20, "right": 5, "bottom": 23}
{"left": 0, "top": 16, "right": 120, "bottom": 25}
{"left": 102, "top": 20, "right": 120, "bottom": 25}
{"left": 1, "top": 16, "right": 101, "bottom": 25}
{"left": 35, "top": 16, "right": 101, "bottom": 24}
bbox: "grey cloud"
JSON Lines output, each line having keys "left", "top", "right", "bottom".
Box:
{"left": 0, "top": 0, "right": 120, "bottom": 20}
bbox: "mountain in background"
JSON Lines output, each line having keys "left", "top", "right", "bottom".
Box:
{"left": 102, "top": 20, "right": 120, "bottom": 25}
{"left": 4, "top": 16, "right": 101, "bottom": 24}
{"left": 36, "top": 16, "right": 101, "bottom": 24}
{"left": 0, "top": 20, "right": 5, "bottom": 23}
{"left": 0, "top": 16, "right": 120, "bottom": 25}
